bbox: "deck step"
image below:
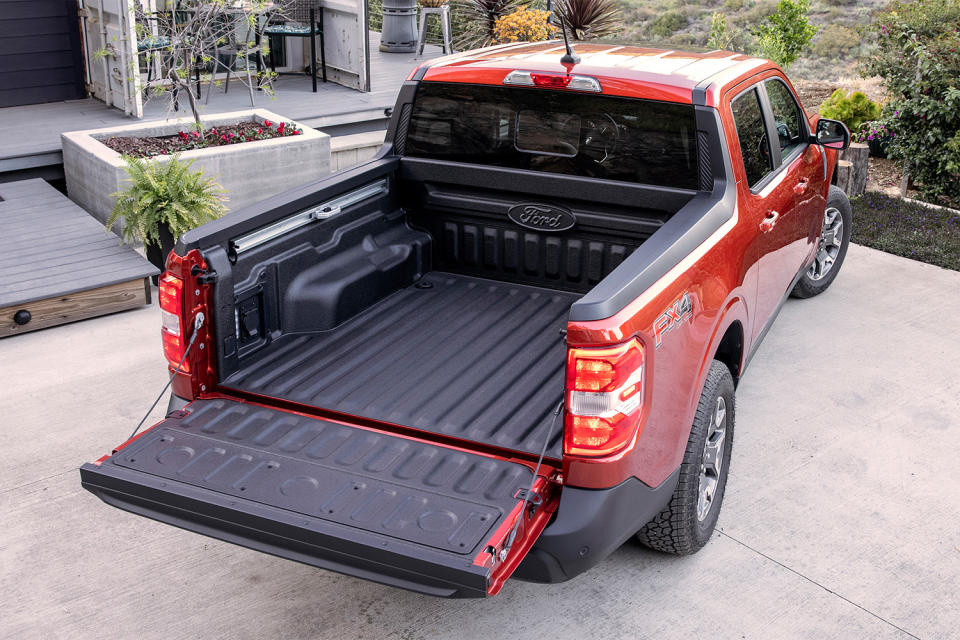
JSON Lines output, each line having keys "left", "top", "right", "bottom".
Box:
{"left": 0, "top": 179, "right": 157, "bottom": 336}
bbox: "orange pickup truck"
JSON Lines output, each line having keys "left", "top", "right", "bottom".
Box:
{"left": 81, "top": 41, "right": 851, "bottom": 598}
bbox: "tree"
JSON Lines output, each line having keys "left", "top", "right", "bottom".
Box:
{"left": 753, "top": 0, "right": 818, "bottom": 68}
{"left": 136, "top": 1, "right": 289, "bottom": 133}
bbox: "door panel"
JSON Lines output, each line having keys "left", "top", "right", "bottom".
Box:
{"left": 748, "top": 160, "right": 799, "bottom": 340}
{"left": 81, "top": 0, "right": 142, "bottom": 116}
{"left": 322, "top": 0, "right": 370, "bottom": 92}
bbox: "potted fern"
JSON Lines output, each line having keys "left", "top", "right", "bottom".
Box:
{"left": 107, "top": 155, "right": 227, "bottom": 278}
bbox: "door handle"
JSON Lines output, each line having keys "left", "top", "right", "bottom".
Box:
{"left": 793, "top": 177, "right": 809, "bottom": 195}
{"left": 760, "top": 210, "right": 780, "bottom": 233}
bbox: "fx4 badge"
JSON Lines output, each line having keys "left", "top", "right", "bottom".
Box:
{"left": 654, "top": 292, "right": 693, "bottom": 347}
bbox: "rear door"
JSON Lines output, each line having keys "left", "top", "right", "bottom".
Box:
{"left": 80, "top": 398, "right": 558, "bottom": 597}
{"left": 728, "top": 83, "right": 796, "bottom": 341}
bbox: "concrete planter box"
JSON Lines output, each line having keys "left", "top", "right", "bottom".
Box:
{"left": 62, "top": 109, "right": 331, "bottom": 235}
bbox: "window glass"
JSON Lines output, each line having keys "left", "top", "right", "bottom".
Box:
{"left": 765, "top": 79, "right": 806, "bottom": 159}
{"left": 404, "top": 82, "right": 700, "bottom": 190}
{"left": 731, "top": 88, "right": 772, "bottom": 188}
{"left": 515, "top": 110, "right": 581, "bottom": 157}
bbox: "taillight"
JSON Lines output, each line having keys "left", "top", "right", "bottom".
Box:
{"left": 565, "top": 339, "right": 645, "bottom": 456}
{"left": 159, "top": 273, "right": 189, "bottom": 373}
{"left": 503, "top": 70, "right": 602, "bottom": 92}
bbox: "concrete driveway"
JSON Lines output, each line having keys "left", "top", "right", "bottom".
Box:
{"left": 2, "top": 244, "right": 958, "bottom": 640}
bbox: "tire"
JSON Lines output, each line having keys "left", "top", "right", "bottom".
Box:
{"left": 636, "top": 360, "right": 735, "bottom": 555}
{"left": 791, "top": 185, "right": 852, "bottom": 299}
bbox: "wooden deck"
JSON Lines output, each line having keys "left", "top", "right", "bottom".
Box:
{"left": 0, "top": 32, "right": 441, "bottom": 174}
{"left": 0, "top": 179, "right": 158, "bottom": 336}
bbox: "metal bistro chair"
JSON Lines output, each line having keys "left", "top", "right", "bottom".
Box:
{"left": 263, "top": 0, "right": 327, "bottom": 92}
{"left": 204, "top": 8, "right": 272, "bottom": 107}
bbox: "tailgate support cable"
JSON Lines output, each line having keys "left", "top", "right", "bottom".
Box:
{"left": 500, "top": 398, "right": 564, "bottom": 561}
{"left": 127, "top": 313, "right": 205, "bottom": 441}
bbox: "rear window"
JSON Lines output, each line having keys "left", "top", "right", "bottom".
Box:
{"left": 403, "top": 82, "right": 700, "bottom": 190}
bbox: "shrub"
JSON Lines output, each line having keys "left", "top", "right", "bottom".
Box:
{"left": 819, "top": 89, "right": 881, "bottom": 134}
{"left": 493, "top": 6, "right": 552, "bottom": 43}
{"left": 648, "top": 11, "right": 685, "bottom": 39}
{"left": 107, "top": 155, "right": 226, "bottom": 247}
{"left": 555, "top": 0, "right": 623, "bottom": 41}
{"left": 813, "top": 24, "right": 858, "bottom": 60}
{"left": 753, "top": 0, "right": 818, "bottom": 69}
{"left": 707, "top": 11, "right": 730, "bottom": 49}
{"left": 859, "top": 0, "right": 960, "bottom": 204}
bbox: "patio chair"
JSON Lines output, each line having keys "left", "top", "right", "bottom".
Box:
{"left": 203, "top": 9, "right": 272, "bottom": 107}
{"left": 263, "top": 0, "right": 327, "bottom": 92}
{"left": 135, "top": 4, "right": 203, "bottom": 108}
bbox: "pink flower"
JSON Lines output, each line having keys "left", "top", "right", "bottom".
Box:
{"left": 221, "top": 135, "right": 227, "bottom": 141}
{"left": 257, "top": 128, "right": 262, "bottom": 134}
{"left": 193, "top": 131, "right": 201, "bottom": 138}
{"left": 264, "top": 120, "right": 272, "bottom": 127}
{"left": 292, "top": 130, "right": 301, "bottom": 135}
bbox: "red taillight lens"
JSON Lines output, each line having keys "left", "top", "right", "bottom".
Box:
{"left": 565, "top": 339, "right": 644, "bottom": 456}
{"left": 159, "top": 273, "right": 189, "bottom": 373}
{"left": 530, "top": 72, "right": 572, "bottom": 88}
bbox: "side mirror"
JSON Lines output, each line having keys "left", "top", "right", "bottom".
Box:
{"left": 814, "top": 118, "right": 850, "bottom": 151}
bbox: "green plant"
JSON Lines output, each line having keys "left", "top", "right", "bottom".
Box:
{"left": 555, "top": 0, "right": 623, "bottom": 40}
{"left": 455, "top": 0, "right": 520, "bottom": 49}
{"left": 753, "top": 0, "right": 818, "bottom": 68}
{"left": 647, "top": 10, "right": 685, "bottom": 39}
{"left": 859, "top": 0, "right": 960, "bottom": 205}
{"left": 369, "top": 0, "right": 383, "bottom": 31}
{"left": 107, "top": 155, "right": 227, "bottom": 246}
{"left": 819, "top": 89, "right": 881, "bottom": 134}
{"left": 707, "top": 11, "right": 730, "bottom": 49}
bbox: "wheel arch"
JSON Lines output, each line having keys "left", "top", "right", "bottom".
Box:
{"left": 686, "top": 296, "right": 748, "bottom": 426}
{"left": 713, "top": 320, "right": 745, "bottom": 386}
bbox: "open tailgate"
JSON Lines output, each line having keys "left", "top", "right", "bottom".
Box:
{"left": 80, "top": 398, "right": 558, "bottom": 597}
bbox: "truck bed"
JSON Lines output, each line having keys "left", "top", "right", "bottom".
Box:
{"left": 223, "top": 272, "right": 575, "bottom": 459}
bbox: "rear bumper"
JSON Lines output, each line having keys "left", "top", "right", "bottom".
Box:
{"left": 81, "top": 461, "right": 491, "bottom": 598}
{"left": 515, "top": 468, "right": 680, "bottom": 583}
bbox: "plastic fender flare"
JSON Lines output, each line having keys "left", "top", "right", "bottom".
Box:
{"left": 689, "top": 294, "right": 749, "bottom": 418}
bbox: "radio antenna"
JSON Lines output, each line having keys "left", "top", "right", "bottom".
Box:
{"left": 558, "top": 16, "right": 580, "bottom": 66}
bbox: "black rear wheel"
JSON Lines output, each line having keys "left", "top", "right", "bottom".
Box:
{"left": 791, "top": 185, "right": 852, "bottom": 299}
{"left": 636, "top": 360, "right": 735, "bottom": 555}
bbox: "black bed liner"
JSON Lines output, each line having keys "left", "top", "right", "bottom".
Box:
{"left": 223, "top": 272, "right": 576, "bottom": 459}
{"left": 81, "top": 398, "right": 545, "bottom": 597}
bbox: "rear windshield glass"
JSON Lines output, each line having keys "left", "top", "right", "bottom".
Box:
{"left": 403, "top": 82, "right": 700, "bottom": 190}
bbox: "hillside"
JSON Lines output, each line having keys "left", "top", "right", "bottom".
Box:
{"left": 619, "top": 0, "right": 887, "bottom": 95}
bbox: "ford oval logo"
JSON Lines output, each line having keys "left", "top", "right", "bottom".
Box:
{"left": 507, "top": 203, "right": 576, "bottom": 232}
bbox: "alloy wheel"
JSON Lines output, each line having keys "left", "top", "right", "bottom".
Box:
{"left": 697, "top": 395, "right": 727, "bottom": 522}
{"left": 808, "top": 207, "right": 844, "bottom": 281}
